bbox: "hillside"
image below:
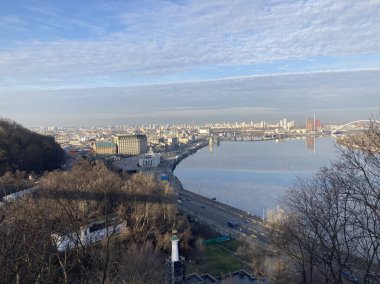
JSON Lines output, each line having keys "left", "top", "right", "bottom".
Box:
{"left": 0, "top": 119, "right": 65, "bottom": 175}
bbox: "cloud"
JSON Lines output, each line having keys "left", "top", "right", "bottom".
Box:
{"left": 27, "top": 5, "right": 106, "bottom": 36}
{"left": 0, "top": 0, "right": 380, "bottom": 88}
{"left": 1, "top": 69, "right": 379, "bottom": 126}
{"left": 0, "top": 16, "right": 27, "bottom": 31}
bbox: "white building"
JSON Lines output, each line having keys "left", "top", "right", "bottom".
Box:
{"left": 138, "top": 149, "right": 160, "bottom": 168}
{"left": 279, "top": 118, "right": 287, "bottom": 129}
{"left": 199, "top": 128, "right": 210, "bottom": 135}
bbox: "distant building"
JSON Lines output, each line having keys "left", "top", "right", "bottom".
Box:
{"left": 287, "top": 120, "right": 295, "bottom": 129}
{"left": 167, "top": 137, "right": 179, "bottom": 146}
{"left": 114, "top": 134, "right": 147, "bottom": 155}
{"left": 199, "top": 128, "right": 210, "bottom": 135}
{"left": 315, "top": 119, "right": 321, "bottom": 130}
{"left": 306, "top": 118, "right": 315, "bottom": 132}
{"left": 258, "top": 121, "right": 267, "bottom": 128}
{"left": 306, "top": 114, "right": 321, "bottom": 132}
{"left": 179, "top": 137, "right": 189, "bottom": 144}
{"left": 69, "top": 139, "right": 81, "bottom": 146}
{"left": 189, "top": 134, "right": 196, "bottom": 142}
{"left": 279, "top": 118, "right": 287, "bottom": 129}
{"left": 138, "top": 149, "right": 160, "bottom": 168}
{"left": 279, "top": 118, "right": 295, "bottom": 130}
{"left": 94, "top": 141, "right": 117, "bottom": 155}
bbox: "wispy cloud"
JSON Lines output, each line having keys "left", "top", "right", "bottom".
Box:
{"left": 0, "top": 0, "right": 379, "bottom": 89}
{"left": 26, "top": 5, "right": 106, "bottom": 36}
{"left": 0, "top": 0, "right": 379, "bottom": 125}
{"left": 0, "top": 15, "right": 27, "bottom": 31}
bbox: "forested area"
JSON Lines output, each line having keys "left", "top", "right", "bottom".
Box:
{"left": 0, "top": 161, "right": 191, "bottom": 283}
{"left": 0, "top": 119, "right": 65, "bottom": 175}
{"left": 271, "top": 120, "right": 380, "bottom": 283}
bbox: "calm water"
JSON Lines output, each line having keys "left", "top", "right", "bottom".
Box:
{"left": 175, "top": 137, "right": 339, "bottom": 216}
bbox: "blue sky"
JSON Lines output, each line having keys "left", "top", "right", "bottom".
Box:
{"left": 0, "top": 0, "right": 380, "bottom": 126}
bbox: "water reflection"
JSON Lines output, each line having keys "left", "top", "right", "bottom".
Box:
{"left": 208, "top": 136, "right": 220, "bottom": 154}
{"left": 306, "top": 136, "right": 315, "bottom": 152}
{"left": 175, "top": 137, "right": 337, "bottom": 216}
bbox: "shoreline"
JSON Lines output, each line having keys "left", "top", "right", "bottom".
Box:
{"left": 163, "top": 141, "right": 264, "bottom": 222}
{"left": 166, "top": 136, "right": 335, "bottom": 220}
{"left": 165, "top": 141, "right": 209, "bottom": 173}
{"left": 169, "top": 172, "right": 264, "bottom": 223}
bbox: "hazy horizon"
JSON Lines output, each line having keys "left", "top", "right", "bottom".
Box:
{"left": 1, "top": 0, "right": 380, "bottom": 126}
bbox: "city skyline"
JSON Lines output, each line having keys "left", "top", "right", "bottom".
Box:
{"left": 1, "top": 0, "right": 380, "bottom": 126}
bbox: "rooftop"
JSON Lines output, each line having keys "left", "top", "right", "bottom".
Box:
{"left": 95, "top": 141, "right": 116, "bottom": 148}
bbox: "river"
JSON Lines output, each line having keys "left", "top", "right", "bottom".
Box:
{"left": 174, "top": 137, "right": 339, "bottom": 216}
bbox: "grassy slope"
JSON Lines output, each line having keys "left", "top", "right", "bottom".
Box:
{"left": 186, "top": 239, "right": 251, "bottom": 277}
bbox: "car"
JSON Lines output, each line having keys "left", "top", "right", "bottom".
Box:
{"left": 250, "top": 234, "right": 257, "bottom": 239}
{"left": 177, "top": 199, "right": 183, "bottom": 204}
{"left": 244, "top": 219, "right": 251, "bottom": 223}
{"left": 200, "top": 205, "right": 206, "bottom": 209}
{"left": 341, "top": 271, "right": 358, "bottom": 283}
{"left": 228, "top": 221, "right": 239, "bottom": 229}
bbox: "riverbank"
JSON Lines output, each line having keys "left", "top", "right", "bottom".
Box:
{"left": 170, "top": 173, "right": 263, "bottom": 223}
{"left": 158, "top": 140, "right": 209, "bottom": 173}
{"left": 173, "top": 137, "right": 338, "bottom": 215}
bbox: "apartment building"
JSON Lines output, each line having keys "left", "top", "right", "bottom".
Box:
{"left": 114, "top": 134, "right": 147, "bottom": 155}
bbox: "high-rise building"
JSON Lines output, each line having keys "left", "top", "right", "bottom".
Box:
{"left": 306, "top": 118, "right": 315, "bottom": 132}
{"left": 114, "top": 134, "right": 147, "bottom": 155}
{"left": 315, "top": 119, "right": 321, "bottom": 130}
{"left": 279, "top": 118, "right": 287, "bottom": 129}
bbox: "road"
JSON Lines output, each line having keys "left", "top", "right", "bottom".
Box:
{"left": 169, "top": 174, "right": 271, "bottom": 246}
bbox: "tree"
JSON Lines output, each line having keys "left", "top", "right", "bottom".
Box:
{"left": 0, "top": 159, "right": 191, "bottom": 282}
{"left": 274, "top": 119, "right": 380, "bottom": 283}
{"left": 0, "top": 119, "right": 65, "bottom": 175}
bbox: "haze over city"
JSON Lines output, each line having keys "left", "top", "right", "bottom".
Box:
{"left": 1, "top": 0, "right": 380, "bottom": 126}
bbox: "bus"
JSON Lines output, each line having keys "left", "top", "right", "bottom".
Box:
{"left": 2, "top": 186, "right": 38, "bottom": 202}
{"left": 51, "top": 218, "right": 127, "bottom": 252}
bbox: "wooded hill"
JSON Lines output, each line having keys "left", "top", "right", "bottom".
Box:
{"left": 0, "top": 119, "right": 65, "bottom": 175}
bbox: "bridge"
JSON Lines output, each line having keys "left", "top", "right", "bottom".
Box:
{"left": 331, "top": 120, "right": 380, "bottom": 135}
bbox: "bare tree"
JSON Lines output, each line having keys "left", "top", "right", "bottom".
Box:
{"left": 274, "top": 119, "right": 380, "bottom": 283}
{"left": 0, "top": 159, "right": 191, "bottom": 283}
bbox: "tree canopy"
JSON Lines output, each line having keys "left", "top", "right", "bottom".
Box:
{"left": 0, "top": 119, "right": 65, "bottom": 175}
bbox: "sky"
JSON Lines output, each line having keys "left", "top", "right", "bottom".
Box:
{"left": 0, "top": 0, "right": 380, "bottom": 126}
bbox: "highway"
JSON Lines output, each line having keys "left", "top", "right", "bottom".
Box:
{"left": 158, "top": 142, "right": 272, "bottom": 246}
{"left": 169, "top": 174, "right": 271, "bottom": 246}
